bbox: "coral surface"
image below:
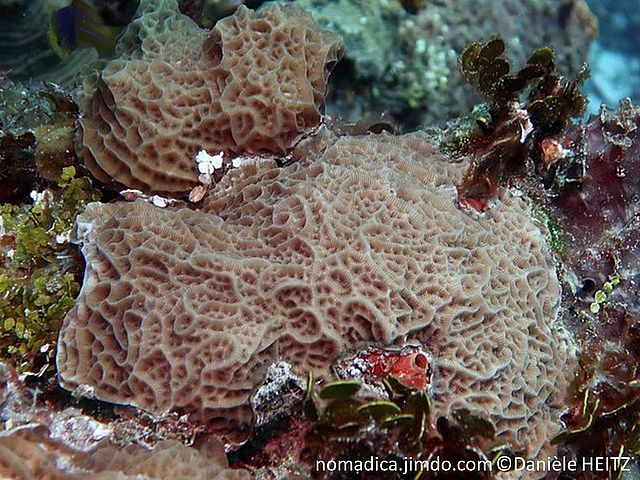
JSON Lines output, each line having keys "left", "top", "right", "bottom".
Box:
{"left": 58, "top": 132, "right": 575, "bottom": 457}
{"left": 79, "top": 0, "right": 343, "bottom": 194}
{"left": 0, "top": 427, "right": 249, "bottom": 479}
{"left": 0, "top": 361, "right": 247, "bottom": 478}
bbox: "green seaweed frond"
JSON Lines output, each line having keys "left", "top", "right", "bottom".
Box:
{"left": 303, "top": 371, "right": 499, "bottom": 473}
{"left": 304, "top": 373, "right": 431, "bottom": 451}
{"left": 459, "top": 35, "right": 587, "bottom": 135}
{"left": 589, "top": 253, "right": 622, "bottom": 314}
{"left": 449, "top": 36, "right": 588, "bottom": 210}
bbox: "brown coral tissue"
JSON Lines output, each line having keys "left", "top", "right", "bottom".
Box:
{"left": 0, "top": 426, "right": 249, "bottom": 479}
{"left": 79, "top": 0, "right": 343, "bottom": 195}
{"left": 57, "top": 132, "right": 576, "bottom": 458}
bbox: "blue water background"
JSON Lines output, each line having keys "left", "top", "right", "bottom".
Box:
{"left": 585, "top": 0, "right": 640, "bottom": 113}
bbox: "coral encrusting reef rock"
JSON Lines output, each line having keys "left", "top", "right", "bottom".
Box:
{"left": 58, "top": 132, "right": 575, "bottom": 458}
{"left": 0, "top": 360, "right": 249, "bottom": 479}
{"left": 79, "top": 0, "right": 343, "bottom": 195}
{"left": 0, "top": 426, "right": 249, "bottom": 479}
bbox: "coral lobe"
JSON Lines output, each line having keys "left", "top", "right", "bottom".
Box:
{"left": 79, "top": 0, "right": 343, "bottom": 194}
{"left": 58, "top": 132, "right": 575, "bottom": 458}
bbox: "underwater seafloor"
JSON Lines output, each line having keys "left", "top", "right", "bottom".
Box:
{"left": 0, "top": 0, "right": 639, "bottom": 479}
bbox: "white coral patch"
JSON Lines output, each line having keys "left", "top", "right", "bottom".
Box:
{"left": 55, "top": 231, "right": 71, "bottom": 244}
{"left": 119, "top": 191, "right": 174, "bottom": 208}
{"left": 49, "top": 408, "right": 111, "bottom": 452}
{"left": 151, "top": 195, "right": 168, "bottom": 208}
{"left": 195, "top": 149, "right": 224, "bottom": 175}
{"left": 119, "top": 189, "right": 145, "bottom": 201}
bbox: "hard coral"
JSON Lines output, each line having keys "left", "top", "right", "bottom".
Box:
{"left": 0, "top": 426, "right": 249, "bottom": 479}
{"left": 58, "top": 132, "right": 575, "bottom": 459}
{"left": 79, "top": 0, "right": 343, "bottom": 194}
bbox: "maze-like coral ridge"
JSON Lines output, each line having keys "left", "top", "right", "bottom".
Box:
{"left": 58, "top": 132, "right": 575, "bottom": 456}
{"left": 79, "top": 0, "right": 343, "bottom": 194}
{"left": 0, "top": 427, "right": 249, "bottom": 479}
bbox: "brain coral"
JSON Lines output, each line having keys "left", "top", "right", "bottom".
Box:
{"left": 0, "top": 426, "right": 248, "bottom": 479}
{"left": 79, "top": 0, "right": 343, "bottom": 194}
{"left": 58, "top": 132, "right": 575, "bottom": 456}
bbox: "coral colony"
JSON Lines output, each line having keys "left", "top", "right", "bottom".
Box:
{"left": 0, "top": 0, "right": 639, "bottom": 479}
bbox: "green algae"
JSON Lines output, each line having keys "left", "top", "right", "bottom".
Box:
{"left": 531, "top": 203, "right": 565, "bottom": 255}
{"left": 0, "top": 166, "right": 100, "bottom": 369}
{"left": 448, "top": 36, "right": 589, "bottom": 210}
{"left": 588, "top": 254, "right": 622, "bottom": 314}
{"left": 303, "top": 372, "right": 501, "bottom": 474}
{"left": 304, "top": 373, "right": 432, "bottom": 449}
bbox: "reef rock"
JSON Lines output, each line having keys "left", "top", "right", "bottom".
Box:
{"left": 58, "top": 131, "right": 576, "bottom": 457}
{"left": 78, "top": 0, "right": 343, "bottom": 194}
